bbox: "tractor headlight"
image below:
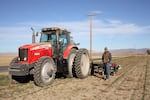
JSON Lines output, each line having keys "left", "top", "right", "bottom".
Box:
{"left": 24, "top": 57, "right": 27, "bottom": 61}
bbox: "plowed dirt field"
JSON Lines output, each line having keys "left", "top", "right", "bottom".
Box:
{"left": 0, "top": 55, "right": 150, "bottom": 100}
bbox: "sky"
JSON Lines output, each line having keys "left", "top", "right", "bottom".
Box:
{"left": 0, "top": 0, "right": 150, "bottom": 53}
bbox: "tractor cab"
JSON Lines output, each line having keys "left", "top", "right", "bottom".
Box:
{"left": 40, "top": 27, "right": 72, "bottom": 58}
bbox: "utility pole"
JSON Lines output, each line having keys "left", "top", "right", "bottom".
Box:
{"left": 88, "top": 13, "right": 95, "bottom": 60}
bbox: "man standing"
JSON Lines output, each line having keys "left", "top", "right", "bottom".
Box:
{"left": 102, "top": 47, "right": 112, "bottom": 80}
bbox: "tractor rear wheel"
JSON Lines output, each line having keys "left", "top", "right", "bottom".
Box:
{"left": 67, "top": 49, "right": 77, "bottom": 78}
{"left": 34, "top": 57, "right": 56, "bottom": 87}
{"left": 73, "top": 49, "right": 90, "bottom": 78}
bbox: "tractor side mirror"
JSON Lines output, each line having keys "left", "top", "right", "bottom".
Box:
{"left": 75, "top": 43, "right": 80, "bottom": 46}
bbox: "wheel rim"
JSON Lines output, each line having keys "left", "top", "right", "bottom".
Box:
{"left": 81, "top": 53, "right": 90, "bottom": 76}
{"left": 41, "top": 62, "right": 54, "bottom": 83}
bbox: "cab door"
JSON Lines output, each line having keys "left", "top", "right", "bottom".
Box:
{"left": 59, "top": 32, "right": 69, "bottom": 54}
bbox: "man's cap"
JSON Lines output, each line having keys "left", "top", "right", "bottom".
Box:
{"left": 104, "top": 47, "right": 108, "bottom": 51}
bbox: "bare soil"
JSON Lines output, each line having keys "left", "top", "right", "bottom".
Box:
{"left": 0, "top": 55, "right": 150, "bottom": 100}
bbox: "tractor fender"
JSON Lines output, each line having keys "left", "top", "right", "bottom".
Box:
{"left": 63, "top": 45, "right": 78, "bottom": 59}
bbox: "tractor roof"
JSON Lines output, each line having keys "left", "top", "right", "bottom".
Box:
{"left": 42, "top": 27, "right": 70, "bottom": 33}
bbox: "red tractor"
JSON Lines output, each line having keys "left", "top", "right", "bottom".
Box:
{"left": 9, "top": 27, "right": 90, "bottom": 86}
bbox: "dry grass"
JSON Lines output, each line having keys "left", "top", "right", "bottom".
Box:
{"left": 0, "top": 55, "right": 16, "bottom": 66}
{"left": 0, "top": 75, "right": 10, "bottom": 86}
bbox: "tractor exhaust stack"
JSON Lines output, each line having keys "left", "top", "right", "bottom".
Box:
{"left": 31, "top": 27, "right": 36, "bottom": 43}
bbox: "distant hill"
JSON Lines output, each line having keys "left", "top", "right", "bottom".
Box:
{"left": 92, "top": 48, "right": 149, "bottom": 57}
{"left": 111, "top": 48, "right": 148, "bottom": 56}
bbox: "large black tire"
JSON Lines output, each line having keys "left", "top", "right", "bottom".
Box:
{"left": 34, "top": 57, "right": 56, "bottom": 87}
{"left": 73, "top": 49, "right": 90, "bottom": 78}
{"left": 9, "top": 57, "right": 30, "bottom": 83}
{"left": 67, "top": 49, "right": 77, "bottom": 78}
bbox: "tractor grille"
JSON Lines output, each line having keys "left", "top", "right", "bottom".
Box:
{"left": 19, "top": 48, "right": 28, "bottom": 61}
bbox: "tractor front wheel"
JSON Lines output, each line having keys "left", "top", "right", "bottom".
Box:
{"left": 34, "top": 57, "right": 56, "bottom": 87}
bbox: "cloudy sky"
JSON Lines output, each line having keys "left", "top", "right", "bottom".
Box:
{"left": 0, "top": 0, "right": 150, "bottom": 53}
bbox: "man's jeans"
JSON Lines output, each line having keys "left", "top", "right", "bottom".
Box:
{"left": 104, "top": 63, "right": 110, "bottom": 79}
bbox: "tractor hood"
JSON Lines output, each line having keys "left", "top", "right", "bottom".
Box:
{"left": 19, "top": 42, "right": 52, "bottom": 51}
{"left": 18, "top": 42, "right": 52, "bottom": 63}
